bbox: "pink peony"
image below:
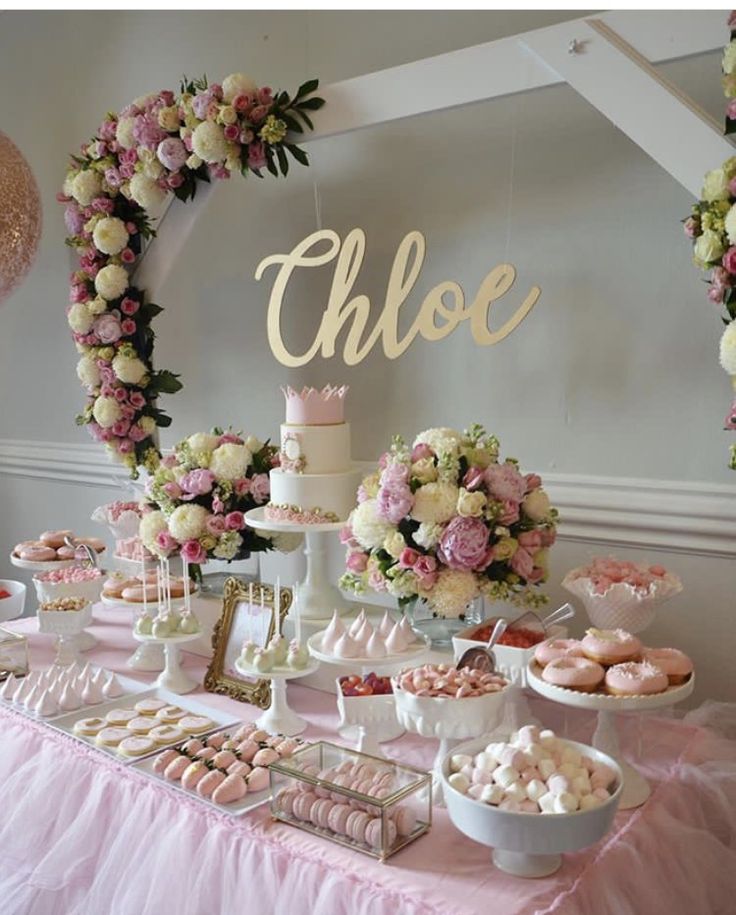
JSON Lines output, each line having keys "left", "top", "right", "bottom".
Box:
{"left": 398, "top": 547, "right": 420, "bottom": 569}
{"left": 162, "top": 481, "right": 182, "bottom": 500}
{"left": 155, "top": 530, "right": 178, "bottom": 553}
{"left": 518, "top": 530, "right": 542, "bottom": 553}
{"left": 414, "top": 554, "right": 439, "bottom": 588}
{"left": 377, "top": 483, "right": 413, "bottom": 524}
{"left": 485, "top": 463, "right": 526, "bottom": 503}
{"left": 510, "top": 548, "right": 534, "bottom": 580}
{"left": 411, "top": 443, "right": 434, "bottom": 462}
{"left": 346, "top": 552, "right": 368, "bottom": 573}
{"left": 356, "top": 484, "right": 372, "bottom": 503}
{"left": 249, "top": 473, "right": 270, "bottom": 504}
{"left": 180, "top": 468, "right": 215, "bottom": 495}
{"left": 463, "top": 466, "right": 485, "bottom": 491}
{"left": 181, "top": 539, "right": 207, "bottom": 564}
{"left": 381, "top": 460, "right": 410, "bottom": 486}
{"left": 723, "top": 247, "right": 736, "bottom": 275}
{"left": 233, "top": 478, "right": 251, "bottom": 496}
{"left": 206, "top": 515, "right": 227, "bottom": 535}
{"left": 93, "top": 314, "right": 122, "bottom": 344}
{"left": 64, "top": 204, "right": 85, "bottom": 235}
{"left": 225, "top": 511, "right": 245, "bottom": 531}
{"left": 437, "top": 516, "right": 490, "bottom": 571}
{"left": 157, "top": 137, "right": 187, "bottom": 171}
{"left": 498, "top": 499, "right": 520, "bottom": 525}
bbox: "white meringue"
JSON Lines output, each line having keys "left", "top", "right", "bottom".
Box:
{"left": 12, "top": 674, "right": 34, "bottom": 705}
{"left": 36, "top": 689, "right": 58, "bottom": 718}
{"left": 24, "top": 681, "right": 43, "bottom": 711}
{"left": 349, "top": 609, "right": 367, "bottom": 637}
{"left": 102, "top": 672, "right": 124, "bottom": 699}
{"left": 0, "top": 673, "right": 16, "bottom": 701}
{"left": 321, "top": 610, "right": 345, "bottom": 652}
{"left": 58, "top": 682, "right": 82, "bottom": 712}
{"left": 82, "top": 677, "right": 104, "bottom": 705}
{"left": 378, "top": 610, "right": 395, "bottom": 638}
{"left": 399, "top": 615, "right": 416, "bottom": 644}
{"left": 91, "top": 667, "right": 106, "bottom": 688}
{"left": 334, "top": 632, "right": 360, "bottom": 659}
{"left": 364, "top": 631, "right": 387, "bottom": 659}
{"left": 385, "top": 621, "right": 407, "bottom": 654}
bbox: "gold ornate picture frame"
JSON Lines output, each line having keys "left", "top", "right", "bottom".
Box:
{"left": 204, "top": 577, "right": 292, "bottom": 708}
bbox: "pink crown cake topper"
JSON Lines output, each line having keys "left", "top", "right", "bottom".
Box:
{"left": 282, "top": 384, "right": 348, "bottom": 425}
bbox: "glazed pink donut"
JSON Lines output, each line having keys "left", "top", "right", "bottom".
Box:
{"left": 19, "top": 545, "right": 57, "bottom": 562}
{"left": 605, "top": 661, "right": 669, "bottom": 696}
{"left": 641, "top": 648, "right": 693, "bottom": 684}
{"left": 40, "top": 530, "right": 74, "bottom": 548}
{"left": 581, "top": 629, "right": 642, "bottom": 665}
{"left": 55, "top": 546, "right": 78, "bottom": 560}
{"left": 541, "top": 656, "right": 605, "bottom": 692}
{"left": 534, "top": 638, "right": 584, "bottom": 667}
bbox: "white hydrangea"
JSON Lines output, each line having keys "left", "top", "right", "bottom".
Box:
{"left": 410, "top": 482, "right": 459, "bottom": 524}
{"left": 187, "top": 432, "right": 220, "bottom": 454}
{"left": 413, "top": 522, "right": 445, "bottom": 550}
{"left": 63, "top": 172, "right": 76, "bottom": 198}
{"left": 213, "top": 531, "right": 242, "bottom": 560}
{"left": 71, "top": 170, "right": 102, "bottom": 206}
{"left": 222, "top": 72, "right": 257, "bottom": 103}
{"left": 92, "top": 217, "right": 129, "bottom": 255}
{"left": 385, "top": 569, "right": 418, "bottom": 599}
{"left": 129, "top": 172, "right": 167, "bottom": 211}
{"left": 95, "top": 264, "right": 129, "bottom": 301}
{"left": 116, "top": 117, "right": 137, "bottom": 149}
{"left": 92, "top": 395, "right": 122, "bottom": 429}
{"left": 726, "top": 205, "right": 736, "bottom": 246}
{"left": 112, "top": 353, "right": 147, "bottom": 385}
{"left": 168, "top": 504, "right": 210, "bottom": 542}
{"left": 68, "top": 302, "right": 94, "bottom": 334}
{"left": 192, "top": 121, "right": 228, "bottom": 163}
{"left": 139, "top": 510, "right": 168, "bottom": 554}
{"left": 186, "top": 154, "right": 203, "bottom": 171}
{"left": 209, "top": 443, "right": 252, "bottom": 481}
{"left": 719, "top": 321, "right": 736, "bottom": 375}
{"left": 413, "top": 427, "right": 464, "bottom": 456}
{"left": 350, "top": 499, "right": 394, "bottom": 551}
{"left": 76, "top": 354, "right": 101, "bottom": 389}
{"left": 424, "top": 569, "right": 479, "bottom": 618}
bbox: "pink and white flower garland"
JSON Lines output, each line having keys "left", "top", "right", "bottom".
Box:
{"left": 59, "top": 73, "right": 323, "bottom": 477}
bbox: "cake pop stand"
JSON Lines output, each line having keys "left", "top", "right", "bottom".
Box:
{"left": 245, "top": 507, "right": 345, "bottom": 622}
{"left": 526, "top": 661, "right": 695, "bottom": 809}
{"left": 132, "top": 631, "right": 200, "bottom": 694}
{"left": 98, "top": 595, "right": 165, "bottom": 671}
{"left": 234, "top": 657, "right": 320, "bottom": 736}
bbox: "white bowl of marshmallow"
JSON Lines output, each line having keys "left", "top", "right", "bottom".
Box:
{"left": 441, "top": 725, "right": 622, "bottom": 878}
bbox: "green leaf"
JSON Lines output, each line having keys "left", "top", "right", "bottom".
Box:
{"left": 727, "top": 117, "right": 736, "bottom": 136}
{"left": 265, "top": 148, "right": 278, "bottom": 177}
{"left": 295, "top": 78, "right": 320, "bottom": 99}
{"left": 285, "top": 143, "right": 310, "bottom": 167}
{"left": 297, "top": 110, "right": 314, "bottom": 131}
{"left": 276, "top": 90, "right": 289, "bottom": 107}
{"left": 276, "top": 145, "right": 289, "bottom": 177}
{"left": 280, "top": 113, "right": 304, "bottom": 134}
{"left": 150, "top": 370, "right": 183, "bottom": 395}
{"left": 155, "top": 413, "right": 172, "bottom": 428}
{"left": 297, "top": 96, "right": 325, "bottom": 111}
{"left": 139, "top": 301, "right": 163, "bottom": 322}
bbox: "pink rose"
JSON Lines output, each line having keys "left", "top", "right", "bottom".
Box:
{"left": 233, "top": 478, "right": 251, "bottom": 496}
{"left": 233, "top": 93, "right": 254, "bottom": 113}
{"left": 120, "top": 249, "right": 136, "bottom": 265}
{"left": 712, "top": 266, "right": 730, "bottom": 289}
{"left": 218, "top": 433, "right": 243, "bottom": 445}
{"left": 225, "top": 511, "right": 245, "bottom": 531}
{"left": 368, "top": 568, "right": 387, "bottom": 592}
{"left": 128, "top": 424, "right": 147, "bottom": 443}
{"left": 437, "top": 516, "right": 490, "bottom": 571}
{"left": 113, "top": 387, "right": 128, "bottom": 402}
{"left": 155, "top": 530, "right": 178, "bottom": 554}
{"left": 723, "top": 247, "right": 736, "bottom": 275}
{"left": 212, "top": 495, "right": 225, "bottom": 514}
{"left": 258, "top": 87, "right": 273, "bottom": 106}
{"left": 121, "top": 318, "right": 136, "bottom": 335}
{"left": 524, "top": 473, "right": 542, "bottom": 492}
{"left": 112, "top": 419, "right": 131, "bottom": 437}
{"left": 120, "top": 297, "right": 139, "bottom": 316}
{"left": 118, "top": 439, "right": 133, "bottom": 454}
{"left": 223, "top": 124, "right": 240, "bottom": 142}
{"left": 463, "top": 466, "right": 485, "bottom": 491}
{"left": 180, "top": 539, "right": 207, "bottom": 564}
{"left": 206, "top": 515, "right": 227, "bottom": 535}
{"left": 180, "top": 469, "right": 215, "bottom": 495}
{"left": 411, "top": 443, "right": 434, "bottom": 462}
{"left": 683, "top": 217, "right": 699, "bottom": 238}
{"left": 346, "top": 552, "right": 368, "bottom": 573}
{"left": 398, "top": 548, "right": 420, "bottom": 569}
{"left": 247, "top": 141, "right": 266, "bottom": 170}
{"left": 510, "top": 548, "right": 534, "bottom": 580}
{"left": 94, "top": 314, "right": 122, "bottom": 344}
{"left": 498, "top": 499, "right": 520, "bottom": 525}
{"left": 728, "top": 98, "right": 736, "bottom": 122}
{"left": 249, "top": 105, "right": 269, "bottom": 123}
{"left": 708, "top": 286, "right": 724, "bottom": 304}
{"left": 162, "top": 481, "right": 182, "bottom": 500}
{"left": 130, "top": 392, "right": 145, "bottom": 409}
{"left": 249, "top": 473, "right": 270, "bottom": 504}
{"left": 485, "top": 463, "right": 526, "bottom": 502}
{"left": 414, "top": 554, "right": 438, "bottom": 588}
{"left": 518, "top": 530, "right": 543, "bottom": 553}
{"left": 540, "top": 527, "right": 557, "bottom": 548}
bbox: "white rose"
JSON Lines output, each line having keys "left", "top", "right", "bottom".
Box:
{"left": 191, "top": 120, "right": 228, "bottom": 163}
{"left": 139, "top": 416, "right": 156, "bottom": 435}
{"left": 209, "top": 443, "right": 252, "bottom": 481}
{"left": 413, "top": 522, "right": 444, "bottom": 550}
{"left": 139, "top": 510, "right": 168, "bottom": 554}
{"left": 244, "top": 435, "right": 263, "bottom": 453}
{"left": 115, "top": 117, "right": 137, "bottom": 150}
{"left": 693, "top": 229, "right": 726, "bottom": 266}
{"left": 87, "top": 295, "right": 107, "bottom": 316}
{"left": 724, "top": 41, "right": 736, "bottom": 75}
{"left": 168, "top": 504, "right": 210, "bottom": 542}
{"left": 112, "top": 353, "right": 147, "bottom": 385}
{"left": 719, "top": 321, "right": 736, "bottom": 375}
{"left": 95, "top": 264, "right": 129, "bottom": 301}
{"left": 92, "top": 216, "right": 129, "bottom": 256}
{"left": 92, "top": 395, "right": 122, "bottom": 429}
{"left": 726, "top": 205, "right": 736, "bottom": 245}
{"left": 456, "top": 488, "right": 487, "bottom": 518}
{"left": 218, "top": 105, "right": 238, "bottom": 126}
{"left": 522, "top": 488, "right": 551, "bottom": 522}
{"left": 186, "top": 154, "right": 203, "bottom": 171}
{"left": 350, "top": 499, "right": 394, "bottom": 551}
{"left": 71, "top": 170, "right": 102, "bottom": 206}
{"left": 411, "top": 457, "right": 438, "bottom": 484}
{"left": 187, "top": 432, "right": 220, "bottom": 454}
{"left": 411, "top": 482, "right": 459, "bottom": 524}
{"left": 221, "top": 72, "right": 257, "bottom": 103}
{"left": 383, "top": 531, "right": 406, "bottom": 559}
{"left": 76, "top": 355, "right": 101, "bottom": 389}
{"left": 67, "top": 302, "right": 94, "bottom": 334}
{"left": 143, "top": 159, "right": 164, "bottom": 181}
{"left": 129, "top": 172, "right": 167, "bottom": 211}
{"left": 702, "top": 167, "right": 730, "bottom": 202}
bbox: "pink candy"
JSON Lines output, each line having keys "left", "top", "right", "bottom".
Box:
{"left": 395, "top": 663, "right": 507, "bottom": 698}
{"left": 35, "top": 566, "right": 103, "bottom": 583}
{"left": 567, "top": 556, "right": 670, "bottom": 596}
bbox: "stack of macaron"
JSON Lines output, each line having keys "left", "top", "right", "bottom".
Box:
{"left": 0, "top": 661, "right": 124, "bottom": 718}
{"left": 276, "top": 757, "right": 419, "bottom": 852}
{"left": 446, "top": 725, "right": 618, "bottom": 814}
{"left": 533, "top": 629, "right": 693, "bottom": 696}
{"left": 151, "top": 722, "right": 302, "bottom": 806}
{"left": 319, "top": 609, "right": 420, "bottom": 660}
{"left": 13, "top": 530, "right": 106, "bottom": 563}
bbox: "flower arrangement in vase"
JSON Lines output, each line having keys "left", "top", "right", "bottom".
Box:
{"left": 339, "top": 426, "right": 558, "bottom": 629}
{"left": 141, "top": 428, "right": 300, "bottom": 574}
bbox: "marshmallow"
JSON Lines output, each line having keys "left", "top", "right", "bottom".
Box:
{"left": 448, "top": 773, "right": 470, "bottom": 794}
{"left": 519, "top": 800, "right": 540, "bottom": 813}
{"left": 553, "top": 791, "right": 579, "bottom": 813}
{"left": 485, "top": 742, "right": 506, "bottom": 763}
{"left": 591, "top": 765, "right": 617, "bottom": 791}
{"left": 539, "top": 729, "right": 558, "bottom": 749}
{"left": 499, "top": 798, "right": 521, "bottom": 812}
{"left": 572, "top": 775, "right": 592, "bottom": 796}
{"left": 503, "top": 782, "right": 528, "bottom": 804}
{"left": 547, "top": 774, "right": 571, "bottom": 796}
{"left": 592, "top": 787, "right": 611, "bottom": 801}
{"left": 538, "top": 758, "right": 557, "bottom": 780}
{"left": 516, "top": 725, "right": 541, "bottom": 747}
{"left": 560, "top": 745, "right": 582, "bottom": 767}
{"left": 499, "top": 747, "right": 527, "bottom": 770}
{"left": 520, "top": 766, "right": 541, "bottom": 784}
{"left": 468, "top": 783, "right": 486, "bottom": 800}
{"left": 492, "top": 765, "right": 519, "bottom": 788}
{"left": 558, "top": 762, "right": 579, "bottom": 780}
{"left": 471, "top": 767, "right": 493, "bottom": 786}
{"left": 579, "top": 793, "right": 604, "bottom": 811}
{"left": 480, "top": 784, "right": 504, "bottom": 805}
{"left": 581, "top": 755, "right": 597, "bottom": 774}
{"left": 538, "top": 792, "right": 557, "bottom": 814}
{"left": 450, "top": 754, "right": 473, "bottom": 773}
{"left": 460, "top": 764, "right": 475, "bottom": 781}
{"left": 526, "top": 779, "right": 548, "bottom": 803}
{"left": 473, "top": 751, "right": 496, "bottom": 772}
{"left": 522, "top": 744, "right": 547, "bottom": 765}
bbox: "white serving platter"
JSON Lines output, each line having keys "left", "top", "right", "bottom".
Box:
{"left": 307, "top": 631, "right": 430, "bottom": 669}
{"left": 0, "top": 672, "right": 147, "bottom": 722}
{"left": 47, "top": 687, "right": 239, "bottom": 763}
{"left": 10, "top": 554, "right": 77, "bottom": 572}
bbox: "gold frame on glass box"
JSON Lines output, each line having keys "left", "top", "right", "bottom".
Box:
{"left": 204, "top": 577, "right": 292, "bottom": 708}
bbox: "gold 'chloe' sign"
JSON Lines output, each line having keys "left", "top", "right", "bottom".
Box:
{"left": 255, "top": 228, "right": 540, "bottom": 367}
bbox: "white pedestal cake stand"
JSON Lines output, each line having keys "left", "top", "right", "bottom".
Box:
{"left": 245, "top": 507, "right": 346, "bottom": 622}
{"left": 132, "top": 631, "right": 200, "bottom": 694}
{"left": 234, "top": 657, "right": 320, "bottom": 736}
{"left": 527, "top": 661, "right": 695, "bottom": 809}
{"left": 100, "top": 594, "right": 165, "bottom": 672}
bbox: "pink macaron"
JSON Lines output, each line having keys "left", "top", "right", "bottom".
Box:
{"left": 364, "top": 818, "right": 397, "bottom": 850}
{"left": 392, "top": 806, "right": 417, "bottom": 836}
{"left": 345, "top": 809, "right": 371, "bottom": 844}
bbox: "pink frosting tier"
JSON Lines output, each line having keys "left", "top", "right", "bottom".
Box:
{"left": 581, "top": 628, "right": 642, "bottom": 663}
{"left": 264, "top": 503, "right": 340, "bottom": 525}
{"left": 605, "top": 661, "right": 669, "bottom": 696}
{"left": 533, "top": 638, "right": 584, "bottom": 667}
{"left": 642, "top": 647, "right": 693, "bottom": 679}
{"left": 541, "top": 656, "right": 605, "bottom": 691}
{"left": 282, "top": 385, "right": 348, "bottom": 425}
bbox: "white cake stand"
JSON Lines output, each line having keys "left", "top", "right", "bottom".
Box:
{"left": 245, "top": 507, "right": 346, "bottom": 622}
{"left": 10, "top": 554, "right": 77, "bottom": 572}
{"left": 99, "top": 595, "right": 165, "bottom": 672}
{"left": 526, "top": 661, "right": 695, "bottom": 809}
{"left": 234, "top": 657, "right": 320, "bottom": 736}
{"left": 132, "top": 631, "right": 200, "bottom": 694}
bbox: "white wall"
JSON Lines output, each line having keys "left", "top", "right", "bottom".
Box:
{"left": 0, "top": 10, "right": 733, "bottom": 705}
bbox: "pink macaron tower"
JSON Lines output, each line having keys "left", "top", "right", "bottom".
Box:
{"left": 282, "top": 384, "right": 348, "bottom": 425}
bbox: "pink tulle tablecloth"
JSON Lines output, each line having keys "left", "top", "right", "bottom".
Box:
{"left": 1, "top": 607, "right": 736, "bottom": 915}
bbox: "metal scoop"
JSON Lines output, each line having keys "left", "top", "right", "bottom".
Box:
{"left": 457, "top": 618, "right": 508, "bottom": 674}
{"left": 504, "top": 602, "right": 576, "bottom": 641}
{"left": 64, "top": 536, "right": 98, "bottom": 569}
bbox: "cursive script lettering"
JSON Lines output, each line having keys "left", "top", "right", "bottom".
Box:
{"left": 255, "top": 228, "right": 540, "bottom": 367}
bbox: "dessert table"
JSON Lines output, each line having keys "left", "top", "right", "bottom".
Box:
{"left": 1, "top": 607, "right": 735, "bottom": 915}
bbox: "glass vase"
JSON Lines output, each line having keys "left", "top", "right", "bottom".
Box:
{"left": 198, "top": 552, "right": 259, "bottom": 597}
{"left": 405, "top": 595, "right": 485, "bottom": 650}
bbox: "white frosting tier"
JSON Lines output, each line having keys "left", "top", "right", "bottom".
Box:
{"left": 280, "top": 422, "right": 351, "bottom": 475}
{"left": 267, "top": 467, "right": 361, "bottom": 522}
